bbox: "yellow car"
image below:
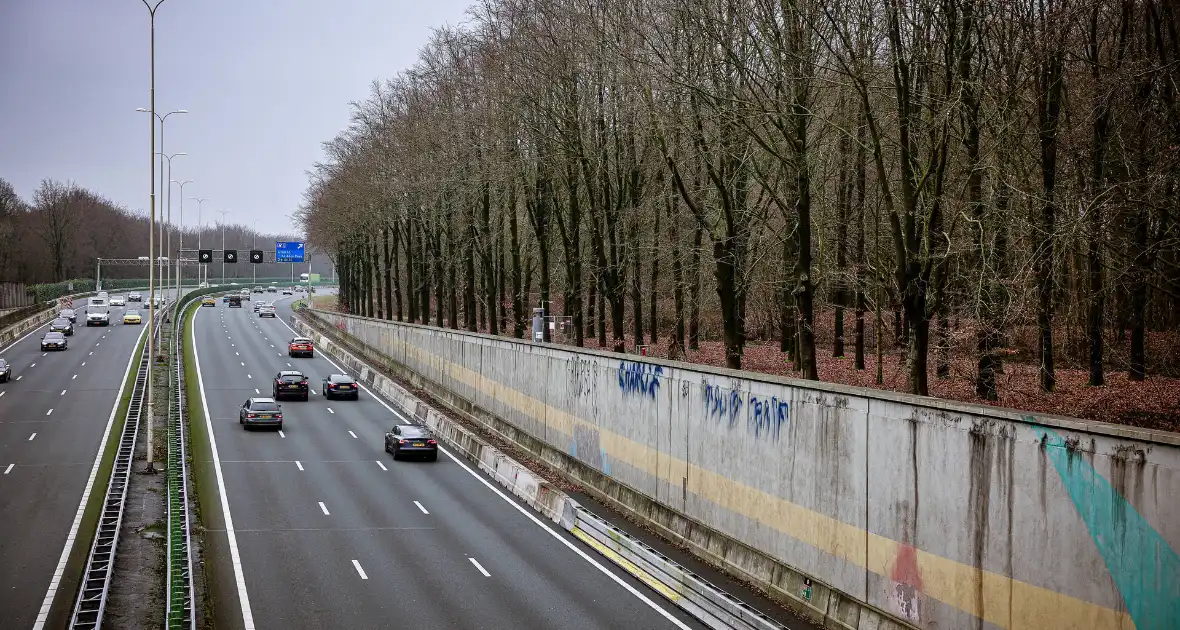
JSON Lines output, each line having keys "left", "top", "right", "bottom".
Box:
{"left": 201, "top": 298, "right": 216, "bottom": 307}
{"left": 123, "top": 310, "right": 142, "bottom": 324}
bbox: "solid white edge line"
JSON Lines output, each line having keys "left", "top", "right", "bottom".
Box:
{"left": 276, "top": 313, "right": 692, "bottom": 629}
{"left": 468, "top": 557, "right": 491, "bottom": 577}
{"left": 351, "top": 559, "right": 368, "bottom": 580}
{"left": 32, "top": 322, "right": 147, "bottom": 630}
{"left": 413, "top": 500, "right": 429, "bottom": 515}
{"left": 192, "top": 305, "right": 256, "bottom": 629}
{"left": 318, "top": 501, "right": 330, "bottom": 515}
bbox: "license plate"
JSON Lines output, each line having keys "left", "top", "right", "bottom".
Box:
{"left": 339, "top": 385, "right": 352, "bottom": 389}
{"left": 412, "top": 442, "right": 425, "bottom": 447}
{"left": 286, "top": 384, "right": 299, "bottom": 389}
{"left": 258, "top": 414, "right": 272, "bottom": 419}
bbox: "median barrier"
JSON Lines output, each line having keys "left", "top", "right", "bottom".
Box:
{"left": 291, "top": 313, "right": 789, "bottom": 630}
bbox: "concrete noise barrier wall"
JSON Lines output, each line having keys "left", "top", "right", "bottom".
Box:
{"left": 308, "top": 309, "right": 1180, "bottom": 630}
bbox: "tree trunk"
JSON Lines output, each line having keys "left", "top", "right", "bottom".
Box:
{"left": 405, "top": 218, "right": 417, "bottom": 323}
{"left": 853, "top": 114, "right": 867, "bottom": 370}
{"left": 1035, "top": 38, "right": 1064, "bottom": 392}
{"left": 688, "top": 226, "right": 702, "bottom": 350}
{"left": 510, "top": 184, "right": 524, "bottom": 338}
{"left": 382, "top": 225, "right": 394, "bottom": 320}
{"left": 631, "top": 225, "right": 645, "bottom": 348}
{"left": 668, "top": 194, "right": 685, "bottom": 359}
{"left": 434, "top": 228, "right": 445, "bottom": 328}
{"left": 648, "top": 202, "right": 660, "bottom": 345}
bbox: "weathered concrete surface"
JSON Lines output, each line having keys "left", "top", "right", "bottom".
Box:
{"left": 304, "top": 309, "right": 1180, "bottom": 630}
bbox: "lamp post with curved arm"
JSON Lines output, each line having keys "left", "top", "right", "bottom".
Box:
{"left": 191, "top": 197, "right": 209, "bottom": 285}
{"left": 172, "top": 179, "right": 193, "bottom": 298}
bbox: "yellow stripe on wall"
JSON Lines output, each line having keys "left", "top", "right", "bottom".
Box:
{"left": 369, "top": 327, "right": 1134, "bottom": 630}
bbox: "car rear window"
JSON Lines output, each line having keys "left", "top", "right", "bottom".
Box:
{"left": 400, "top": 427, "right": 430, "bottom": 438}
{"left": 251, "top": 402, "right": 280, "bottom": 411}
{"left": 330, "top": 375, "right": 355, "bottom": 384}
{"left": 279, "top": 374, "right": 305, "bottom": 383}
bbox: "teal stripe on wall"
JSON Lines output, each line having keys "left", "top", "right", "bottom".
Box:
{"left": 1034, "top": 422, "right": 1179, "bottom": 630}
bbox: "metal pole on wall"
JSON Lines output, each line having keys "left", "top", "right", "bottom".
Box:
{"left": 218, "top": 209, "right": 230, "bottom": 284}
{"left": 173, "top": 180, "right": 192, "bottom": 298}
{"left": 192, "top": 197, "right": 208, "bottom": 286}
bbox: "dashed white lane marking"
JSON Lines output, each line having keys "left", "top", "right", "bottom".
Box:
{"left": 278, "top": 430, "right": 285, "bottom": 438}
{"left": 352, "top": 560, "right": 368, "bottom": 580}
{"left": 240, "top": 362, "right": 245, "bottom": 366}
{"left": 247, "top": 374, "right": 252, "bottom": 379}
{"left": 28, "top": 433, "right": 36, "bottom": 441}
{"left": 270, "top": 344, "right": 274, "bottom": 348}
{"left": 3, "top": 464, "right": 13, "bottom": 474}
{"left": 286, "top": 362, "right": 291, "bottom": 367}
{"left": 95, "top": 343, "right": 100, "bottom": 346}
{"left": 72, "top": 374, "right": 77, "bottom": 380}
{"left": 326, "top": 408, "right": 334, "bottom": 414}
{"left": 46, "top": 409, "right": 52, "bottom": 416}
{"left": 468, "top": 557, "right": 491, "bottom": 577}
{"left": 255, "top": 389, "right": 260, "bottom": 394}
{"left": 89, "top": 351, "right": 93, "bottom": 356}
{"left": 41, "top": 353, "right": 46, "bottom": 357}
{"left": 318, "top": 502, "right": 330, "bottom": 516}
{"left": 236, "top": 352, "right": 240, "bottom": 356}
{"left": 0, "top": 391, "right": 5, "bottom": 397}
{"left": 30, "top": 363, "right": 36, "bottom": 367}
{"left": 295, "top": 461, "right": 303, "bottom": 471}
{"left": 80, "top": 362, "right": 85, "bottom": 366}
{"left": 375, "top": 461, "right": 387, "bottom": 471}
{"left": 16, "top": 375, "right": 22, "bottom": 381}
{"left": 348, "top": 431, "right": 357, "bottom": 439}
{"left": 60, "top": 390, "right": 66, "bottom": 396}
{"left": 414, "top": 501, "right": 429, "bottom": 515}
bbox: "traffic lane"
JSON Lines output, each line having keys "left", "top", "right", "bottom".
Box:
{"left": 198, "top": 307, "right": 701, "bottom": 629}
{"left": 0, "top": 321, "right": 145, "bottom": 629}
{"left": 268, "top": 295, "right": 819, "bottom": 629}
{"left": 216, "top": 307, "right": 704, "bottom": 630}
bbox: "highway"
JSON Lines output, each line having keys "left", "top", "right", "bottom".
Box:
{"left": 0, "top": 302, "right": 148, "bottom": 628}
{"left": 193, "top": 292, "right": 706, "bottom": 630}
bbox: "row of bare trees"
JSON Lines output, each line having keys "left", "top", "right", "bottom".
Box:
{"left": 298, "top": 0, "right": 1180, "bottom": 399}
{"left": 0, "top": 177, "right": 322, "bottom": 285}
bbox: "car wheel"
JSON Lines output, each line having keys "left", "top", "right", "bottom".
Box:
{"left": 391, "top": 448, "right": 401, "bottom": 461}
{"left": 383, "top": 441, "right": 390, "bottom": 454}
{"left": 427, "top": 452, "right": 438, "bottom": 462}
{"left": 302, "top": 393, "right": 309, "bottom": 401}
{"left": 277, "top": 422, "right": 283, "bottom": 432}
{"left": 352, "top": 393, "right": 360, "bottom": 401}
{"left": 240, "top": 416, "right": 244, "bottom": 425}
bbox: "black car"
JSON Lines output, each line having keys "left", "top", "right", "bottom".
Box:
{"left": 41, "top": 331, "right": 68, "bottom": 351}
{"left": 239, "top": 397, "right": 283, "bottom": 430}
{"left": 0, "top": 358, "right": 10, "bottom": 382}
{"left": 50, "top": 317, "right": 74, "bottom": 336}
{"left": 228, "top": 295, "right": 243, "bottom": 308}
{"left": 321, "top": 374, "right": 358, "bottom": 399}
{"left": 59, "top": 308, "right": 77, "bottom": 323}
{"left": 272, "top": 370, "right": 309, "bottom": 401}
{"left": 384, "top": 425, "right": 438, "bottom": 461}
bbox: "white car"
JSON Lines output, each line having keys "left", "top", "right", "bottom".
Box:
{"left": 128, "top": 292, "right": 143, "bottom": 302}
{"left": 109, "top": 295, "right": 126, "bottom": 306}
{"left": 281, "top": 288, "right": 293, "bottom": 296}
{"left": 259, "top": 305, "right": 277, "bottom": 318}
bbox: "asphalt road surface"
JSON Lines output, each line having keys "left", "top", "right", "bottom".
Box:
{"left": 193, "top": 292, "right": 707, "bottom": 630}
{"left": 0, "top": 302, "right": 149, "bottom": 628}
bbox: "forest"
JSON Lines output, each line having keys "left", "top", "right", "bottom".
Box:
{"left": 0, "top": 177, "right": 320, "bottom": 287}
{"left": 297, "top": 0, "right": 1180, "bottom": 426}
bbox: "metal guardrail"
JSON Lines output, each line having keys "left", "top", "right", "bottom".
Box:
{"left": 68, "top": 312, "right": 163, "bottom": 628}
{"left": 166, "top": 295, "right": 195, "bottom": 628}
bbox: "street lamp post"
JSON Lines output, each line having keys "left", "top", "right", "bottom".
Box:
{"left": 137, "top": 0, "right": 174, "bottom": 472}
{"left": 136, "top": 107, "right": 186, "bottom": 297}
{"left": 156, "top": 152, "right": 185, "bottom": 298}
{"left": 191, "top": 197, "right": 209, "bottom": 285}
{"left": 218, "top": 210, "right": 231, "bottom": 284}
{"left": 173, "top": 179, "right": 193, "bottom": 299}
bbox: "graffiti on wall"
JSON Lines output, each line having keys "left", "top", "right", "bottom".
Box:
{"left": 617, "top": 361, "right": 664, "bottom": 398}
{"left": 568, "top": 356, "right": 595, "bottom": 398}
{"left": 749, "top": 395, "right": 789, "bottom": 441}
{"left": 704, "top": 382, "right": 743, "bottom": 428}
{"left": 1034, "top": 421, "right": 1180, "bottom": 630}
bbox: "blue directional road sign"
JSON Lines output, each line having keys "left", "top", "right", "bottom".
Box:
{"left": 275, "top": 241, "right": 305, "bottom": 263}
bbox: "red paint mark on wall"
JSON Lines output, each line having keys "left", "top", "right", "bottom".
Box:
{"left": 889, "top": 542, "right": 923, "bottom": 623}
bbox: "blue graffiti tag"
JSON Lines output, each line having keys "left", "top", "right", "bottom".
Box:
{"left": 750, "top": 396, "right": 789, "bottom": 441}
{"left": 704, "top": 383, "right": 743, "bottom": 428}
{"left": 617, "top": 361, "right": 663, "bottom": 398}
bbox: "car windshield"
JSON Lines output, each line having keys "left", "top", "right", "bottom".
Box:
{"left": 250, "top": 401, "right": 280, "bottom": 411}
{"left": 279, "top": 374, "right": 305, "bottom": 383}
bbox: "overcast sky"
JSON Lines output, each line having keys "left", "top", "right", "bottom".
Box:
{"left": 0, "top": 0, "right": 472, "bottom": 236}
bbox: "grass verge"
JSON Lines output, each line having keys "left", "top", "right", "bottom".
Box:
{"left": 48, "top": 326, "right": 148, "bottom": 627}
{"left": 181, "top": 300, "right": 224, "bottom": 628}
